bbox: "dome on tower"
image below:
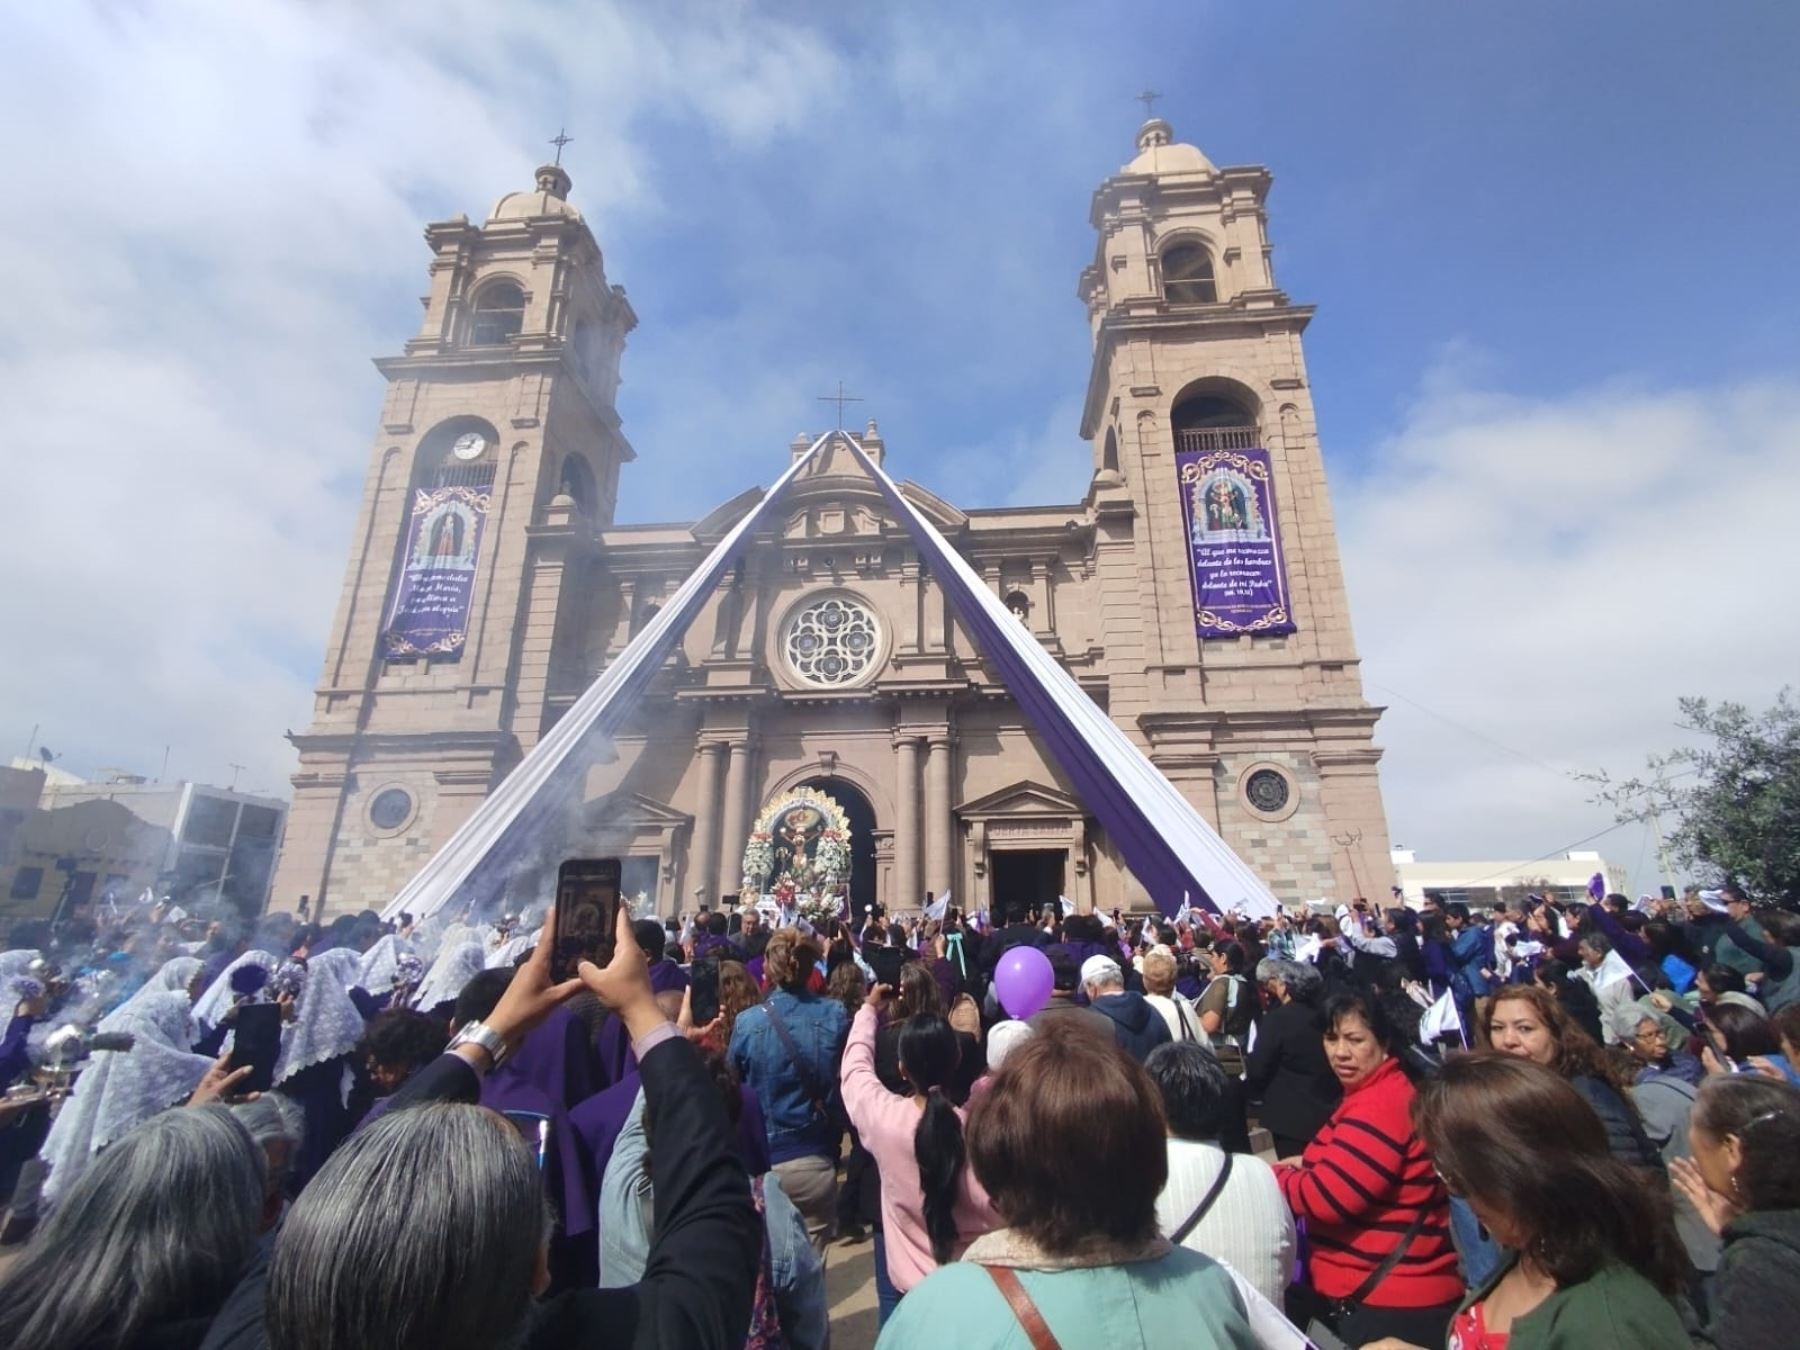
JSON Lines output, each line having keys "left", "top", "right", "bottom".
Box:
{"left": 1124, "top": 118, "right": 1216, "bottom": 177}
{"left": 489, "top": 163, "right": 583, "bottom": 222}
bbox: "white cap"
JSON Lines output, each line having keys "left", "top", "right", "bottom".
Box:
{"left": 1080, "top": 955, "right": 1123, "bottom": 988}
{"left": 987, "top": 1019, "right": 1035, "bottom": 1071}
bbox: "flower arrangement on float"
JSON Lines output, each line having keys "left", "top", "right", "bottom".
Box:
{"left": 741, "top": 786, "right": 853, "bottom": 926}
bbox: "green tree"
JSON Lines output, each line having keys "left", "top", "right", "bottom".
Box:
{"left": 1590, "top": 690, "right": 1800, "bottom": 902}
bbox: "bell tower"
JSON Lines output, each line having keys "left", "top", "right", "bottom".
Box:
{"left": 272, "top": 160, "right": 636, "bottom": 918}
{"left": 1079, "top": 117, "right": 1395, "bottom": 903}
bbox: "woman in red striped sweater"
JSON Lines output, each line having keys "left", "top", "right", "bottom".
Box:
{"left": 1275, "top": 992, "right": 1463, "bottom": 1347}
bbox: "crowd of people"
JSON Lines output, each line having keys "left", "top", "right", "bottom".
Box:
{"left": 0, "top": 880, "right": 1797, "bottom": 1349}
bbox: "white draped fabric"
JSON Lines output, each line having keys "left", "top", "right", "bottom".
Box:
{"left": 839, "top": 435, "right": 1276, "bottom": 918}
{"left": 382, "top": 435, "right": 832, "bottom": 924}
{"left": 380, "top": 428, "right": 1274, "bottom": 925}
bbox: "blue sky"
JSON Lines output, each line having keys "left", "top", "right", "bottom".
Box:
{"left": 3, "top": 1, "right": 1797, "bottom": 892}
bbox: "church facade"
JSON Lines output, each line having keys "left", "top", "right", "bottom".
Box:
{"left": 272, "top": 119, "right": 1396, "bottom": 922}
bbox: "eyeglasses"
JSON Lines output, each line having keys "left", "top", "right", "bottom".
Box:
{"left": 1432, "top": 1163, "right": 1464, "bottom": 1197}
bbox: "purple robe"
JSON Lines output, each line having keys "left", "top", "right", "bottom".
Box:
{"left": 479, "top": 1066, "right": 596, "bottom": 1242}
{"left": 274, "top": 1055, "right": 356, "bottom": 1192}
{"left": 505, "top": 1005, "right": 602, "bottom": 1112}
{"left": 0, "top": 1014, "right": 35, "bottom": 1091}
{"left": 596, "top": 962, "right": 694, "bottom": 1087}
{"left": 569, "top": 1069, "right": 770, "bottom": 1195}
{"left": 648, "top": 959, "right": 690, "bottom": 995}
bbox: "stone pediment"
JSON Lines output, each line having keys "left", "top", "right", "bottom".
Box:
{"left": 955, "top": 779, "right": 1083, "bottom": 820}
{"left": 690, "top": 487, "right": 765, "bottom": 543}
{"left": 581, "top": 790, "right": 691, "bottom": 830}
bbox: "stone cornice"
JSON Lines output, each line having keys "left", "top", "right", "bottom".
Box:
{"left": 1080, "top": 302, "right": 1315, "bottom": 438}
{"left": 285, "top": 728, "right": 518, "bottom": 759}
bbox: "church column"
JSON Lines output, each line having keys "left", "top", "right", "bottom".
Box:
{"left": 688, "top": 741, "right": 726, "bottom": 908}
{"left": 924, "top": 734, "right": 954, "bottom": 899}
{"left": 717, "top": 738, "right": 754, "bottom": 900}
{"left": 893, "top": 735, "right": 922, "bottom": 908}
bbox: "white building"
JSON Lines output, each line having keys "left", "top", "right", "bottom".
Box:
{"left": 1389, "top": 847, "right": 1629, "bottom": 909}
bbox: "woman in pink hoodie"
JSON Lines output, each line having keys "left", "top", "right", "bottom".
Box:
{"left": 840, "top": 983, "right": 1001, "bottom": 1325}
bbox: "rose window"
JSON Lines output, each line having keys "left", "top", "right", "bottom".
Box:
{"left": 783, "top": 596, "right": 880, "bottom": 688}
{"left": 1244, "top": 768, "right": 1292, "bottom": 815}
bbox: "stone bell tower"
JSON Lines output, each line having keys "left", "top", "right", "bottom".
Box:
{"left": 1078, "top": 117, "right": 1396, "bottom": 903}
{"left": 271, "top": 160, "right": 636, "bottom": 918}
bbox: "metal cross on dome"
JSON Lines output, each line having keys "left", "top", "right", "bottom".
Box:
{"left": 549, "top": 128, "right": 574, "bottom": 166}
{"left": 816, "top": 380, "right": 864, "bottom": 430}
{"left": 1136, "top": 89, "right": 1162, "bottom": 117}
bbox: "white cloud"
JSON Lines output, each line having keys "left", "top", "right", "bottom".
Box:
{"left": 0, "top": 1, "right": 846, "bottom": 794}
{"left": 1338, "top": 367, "right": 1800, "bottom": 893}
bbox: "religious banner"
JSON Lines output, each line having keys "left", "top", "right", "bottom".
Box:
{"left": 380, "top": 484, "right": 492, "bottom": 658}
{"left": 1175, "top": 446, "right": 1298, "bottom": 639}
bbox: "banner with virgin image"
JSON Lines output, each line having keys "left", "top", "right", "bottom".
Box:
{"left": 1175, "top": 445, "right": 1298, "bottom": 639}
{"left": 380, "top": 484, "right": 491, "bottom": 658}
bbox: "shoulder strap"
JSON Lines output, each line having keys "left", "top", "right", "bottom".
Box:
{"left": 983, "top": 1266, "right": 1063, "bottom": 1350}
{"left": 1341, "top": 1205, "right": 1430, "bottom": 1309}
{"left": 761, "top": 995, "right": 832, "bottom": 1120}
{"left": 1170, "top": 1152, "right": 1233, "bottom": 1245}
{"left": 1174, "top": 996, "right": 1196, "bottom": 1042}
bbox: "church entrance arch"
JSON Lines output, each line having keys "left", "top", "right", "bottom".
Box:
{"left": 793, "top": 777, "right": 877, "bottom": 927}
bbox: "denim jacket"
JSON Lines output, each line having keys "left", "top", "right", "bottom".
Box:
{"left": 729, "top": 989, "right": 849, "bottom": 1164}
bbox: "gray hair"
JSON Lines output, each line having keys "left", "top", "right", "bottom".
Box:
{"left": 0, "top": 1105, "right": 263, "bottom": 1350}
{"left": 268, "top": 1103, "right": 548, "bottom": 1350}
{"left": 231, "top": 1095, "right": 305, "bottom": 1197}
{"left": 1256, "top": 958, "right": 1323, "bottom": 1002}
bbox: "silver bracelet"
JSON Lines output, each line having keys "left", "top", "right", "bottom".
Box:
{"left": 447, "top": 1020, "right": 509, "bottom": 1069}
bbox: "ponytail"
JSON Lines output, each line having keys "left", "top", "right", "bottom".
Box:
{"left": 914, "top": 1086, "right": 967, "bottom": 1265}
{"left": 898, "top": 1012, "right": 966, "bottom": 1265}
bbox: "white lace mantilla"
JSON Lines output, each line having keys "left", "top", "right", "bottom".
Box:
{"left": 273, "top": 950, "right": 368, "bottom": 1087}
{"left": 40, "top": 990, "right": 214, "bottom": 1207}
{"left": 192, "top": 950, "right": 280, "bottom": 1029}
{"left": 413, "top": 941, "right": 485, "bottom": 1012}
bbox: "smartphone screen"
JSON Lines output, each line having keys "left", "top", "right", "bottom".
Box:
{"left": 553, "top": 858, "right": 620, "bottom": 984}
{"left": 230, "top": 1002, "right": 283, "bottom": 1095}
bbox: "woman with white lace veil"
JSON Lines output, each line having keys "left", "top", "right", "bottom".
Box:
{"left": 193, "top": 951, "right": 280, "bottom": 1032}
{"left": 413, "top": 941, "right": 486, "bottom": 1019}
{"left": 103, "top": 955, "right": 205, "bottom": 1027}
{"left": 272, "top": 949, "right": 370, "bottom": 1189}
{"left": 354, "top": 934, "right": 422, "bottom": 1013}
{"left": 38, "top": 990, "right": 215, "bottom": 1207}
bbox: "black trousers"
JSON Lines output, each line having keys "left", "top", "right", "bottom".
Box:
{"left": 1331, "top": 1300, "right": 1459, "bottom": 1348}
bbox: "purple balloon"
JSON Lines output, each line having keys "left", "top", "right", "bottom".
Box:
{"left": 994, "top": 945, "right": 1054, "bottom": 1020}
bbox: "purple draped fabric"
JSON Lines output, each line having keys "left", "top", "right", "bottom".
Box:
{"left": 844, "top": 435, "right": 1272, "bottom": 919}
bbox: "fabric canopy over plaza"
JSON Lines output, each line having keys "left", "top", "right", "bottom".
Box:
{"left": 382, "top": 431, "right": 1277, "bottom": 924}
